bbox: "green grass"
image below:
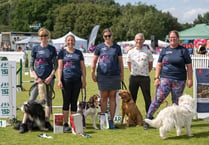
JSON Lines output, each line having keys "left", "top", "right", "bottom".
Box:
{"left": 1, "top": 67, "right": 209, "bottom": 145}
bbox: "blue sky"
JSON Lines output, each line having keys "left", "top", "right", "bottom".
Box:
{"left": 115, "top": 0, "right": 209, "bottom": 24}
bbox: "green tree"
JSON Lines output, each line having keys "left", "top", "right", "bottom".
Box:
{"left": 111, "top": 4, "right": 181, "bottom": 41}
{"left": 52, "top": 3, "right": 118, "bottom": 42}
{"left": 194, "top": 12, "right": 209, "bottom": 25}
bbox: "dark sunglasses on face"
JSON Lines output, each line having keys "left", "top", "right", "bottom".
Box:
{"left": 104, "top": 35, "right": 111, "bottom": 38}
{"left": 40, "top": 34, "right": 48, "bottom": 37}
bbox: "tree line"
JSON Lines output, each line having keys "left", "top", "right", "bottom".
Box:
{"left": 0, "top": 0, "right": 209, "bottom": 43}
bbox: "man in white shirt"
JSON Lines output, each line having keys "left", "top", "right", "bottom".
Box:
{"left": 127, "top": 33, "right": 153, "bottom": 115}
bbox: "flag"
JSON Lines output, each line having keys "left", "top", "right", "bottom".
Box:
{"left": 87, "top": 25, "right": 100, "bottom": 51}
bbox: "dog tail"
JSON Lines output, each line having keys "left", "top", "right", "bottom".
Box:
{"left": 144, "top": 118, "right": 162, "bottom": 128}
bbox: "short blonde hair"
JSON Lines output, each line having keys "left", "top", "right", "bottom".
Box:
{"left": 38, "top": 28, "right": 51, "bottom": 39}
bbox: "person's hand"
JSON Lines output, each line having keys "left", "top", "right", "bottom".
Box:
{"left": 36, "top": 78, "right": 43, "bottom": 83}
{"left": 92, "top": 73, "right": 97, "bottom": 82}
{"left": 120, "top": 75, "right": 124, "bottom": 82}
{"left": 187, "top": 80, "right": 193, "bottom": 88}
{"left": 57, "top": 81, "right": 63, "bottom": 89}
{"left": 154, "top": 79, "right": 160, "bottom": 87}
{"left": 44, "top": 76, "right": 53, "bottom": 84}
{"left": 82, "top": 81, "right": 86, "bottom": 88}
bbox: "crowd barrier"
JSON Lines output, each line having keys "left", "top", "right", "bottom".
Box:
{"left": 1, "top": 52, "right": 208, "bottom": 69}
{"left": 83, "top": 53, "right": 209, "bottom": 69}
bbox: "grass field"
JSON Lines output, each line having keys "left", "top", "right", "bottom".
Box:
{"left": 0, "top": 66, "right": 209, "bottom": 145}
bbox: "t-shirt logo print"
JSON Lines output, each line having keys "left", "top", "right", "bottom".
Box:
{"left": 99, "top": 55, "right": 110, "bottom": 63}
{"left": 35, "top": 57, "right": 47, "bottom": 66}
{"left": 64, "top": 60, "right": 73, "bottom": 68}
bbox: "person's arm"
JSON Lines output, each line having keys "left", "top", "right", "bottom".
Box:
{"left": 45, "top": 56, "right": 58, "bottom": 84}
{"left": 30, "top": 56, "right": 37, "bottom": 78}
{"left": 154, "top": 62, "right": 162, "bottom": 87}
{"left": 80, "top": 60, "right": 86, "bottom": 88}
{"left": 91, "top": 55, "right": 98, "bottom": 82}
{"left": 57, "top": 59, "right": 63, "bottom": 89}
{"left": 119, "top": 56, "right": 124, "bottom": 81}
{"left": 186, "top": 63, "right": 193, "bottom": 88}
{"left": 50, "top": 56, "right": 58, "bottom": 76}
{"left": 127, "top": 62, "right": 131, "bottom": 72}
{"left": 149, "top": 61, "right": 153, "bottom": 72}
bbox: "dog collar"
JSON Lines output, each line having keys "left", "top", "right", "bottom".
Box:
{"left": 126, "top": 98, "right": 132, "bottom": 103}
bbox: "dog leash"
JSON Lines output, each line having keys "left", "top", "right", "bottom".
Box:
{"left": 29, "top": 82, "right": 55, "bottom": 100}
{"left": 121, "top": 81, "right": 127, "bottom": 90}
{"left": 81, "top": 88, "right": 87, "bottom": 102}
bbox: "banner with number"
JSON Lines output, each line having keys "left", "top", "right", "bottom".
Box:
{"left": 195, "top": 68, "right": 209, "bottom": 113}
{"left": 0, "top": 61, "right": 16, "bottom": 118}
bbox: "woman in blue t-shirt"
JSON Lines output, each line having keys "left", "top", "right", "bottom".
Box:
{"left": 144, "top": 30, "right": 193, "bottom": 130}
{"left": 57, "top": 34, "right": 86, "bottom": 132}
{"left": 19, "top": 28, "right": 58, "bottom": 133}
{"left": 91, "top": 28, "right": 124, "bottom": 129}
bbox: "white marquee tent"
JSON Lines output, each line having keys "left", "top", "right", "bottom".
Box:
{"left": 15, "top": 36, "right": 40, "bottom": 44}
{"left": 52, "top": 32, "right": 87, "bottom": 50}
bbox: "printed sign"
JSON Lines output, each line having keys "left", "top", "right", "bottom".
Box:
{"left": 0, "top": 120, "right": 7, "bottom": 127}
{"left": 53, "top": 114, "right": 63, "bottom": 134}
{"left": 0, "top": 61, "right": 16, "bottom": 118}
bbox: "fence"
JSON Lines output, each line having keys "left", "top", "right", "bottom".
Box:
{"left": 191, "top": 54, "right": 209, "bottom": 68}
{"left": 83, "top": 53, "right": 209, "bottom": 69}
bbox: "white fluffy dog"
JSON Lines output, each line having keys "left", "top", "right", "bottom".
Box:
{"left": 145, "top": 94, "right": 195, "bottom": 139}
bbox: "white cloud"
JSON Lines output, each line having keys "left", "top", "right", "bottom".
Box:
{"left": 162, "top": 7, "right": 209, "bottom": 23}
{"left": 182, "top": 8, "right": 208, "bottom": 23}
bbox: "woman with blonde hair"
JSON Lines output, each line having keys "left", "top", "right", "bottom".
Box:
{"left": 19, "top": 28, "right": 57, "bottom": 133}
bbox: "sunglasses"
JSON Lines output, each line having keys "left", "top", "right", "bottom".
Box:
{"left": 39, "top": 34, "right": 48, "bottom": 37}
{"left": 104, "top": 35, "right": 111, "bottom": 38}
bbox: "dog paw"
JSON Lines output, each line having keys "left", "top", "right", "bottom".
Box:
{"left": 160, "top": 136, "right": 167, "bottom": 140}
{"left": 188, "top": 134, "right": 193, "bottom": 137}
{"left": 93, "top": 126, "right": 99, "bottom": 130}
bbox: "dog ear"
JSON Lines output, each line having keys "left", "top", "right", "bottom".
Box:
{"left": 126, "top": 91, "right": 132, "bottom": 98}
{"left": 89, "top": 96, "right": 94, "bottom": 103}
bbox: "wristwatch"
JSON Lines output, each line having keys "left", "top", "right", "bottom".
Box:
{"left": 154, "top": 77, "right": 160, "bottom": 80}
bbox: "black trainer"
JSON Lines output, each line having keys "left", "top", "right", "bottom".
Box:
{"left": 63, "top": 123, "right": 71, "bottom": 133}
{"left": 143, "top": 122, "right": 149, "bottom": 130}
{"left": 45, "top": 121, "right": 53, "bottom": 131}
{"left": 19, "top": 123, "right": 28, "bottom": 134}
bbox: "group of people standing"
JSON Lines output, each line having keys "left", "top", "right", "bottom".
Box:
{"left": 19, "top": 27, "right": 193, "bottom": 133}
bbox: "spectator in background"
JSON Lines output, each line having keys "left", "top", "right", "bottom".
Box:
{"left": 79, "top": 44, "right": 85, "bottom": 53}
{"left": 188, "top": 43, "right": 194, "bottom": 55}
{"left": 198, "top": 42, "right": 207, "bottom": 54}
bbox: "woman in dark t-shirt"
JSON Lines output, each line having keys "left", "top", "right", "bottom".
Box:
{"left": 57, "top": 34, "right": 86, "bottom": 132}
{"left": 91, "top": 28, "right": 124, "bottom": 129}
{"left": 144, "top": 30, "right": 193, "bottom": 130}
{"left": 19, "top": 28, "right": 57, "bottom": 133}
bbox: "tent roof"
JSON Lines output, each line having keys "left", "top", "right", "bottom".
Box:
{"left": 166, "top": 24, "right": 209, "bottom": 40}
{"left": 52, "top": 32, "right": 87, "bottom": 44}
{"left": 15, "top": 37, "right": 40, "bottom": 44}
